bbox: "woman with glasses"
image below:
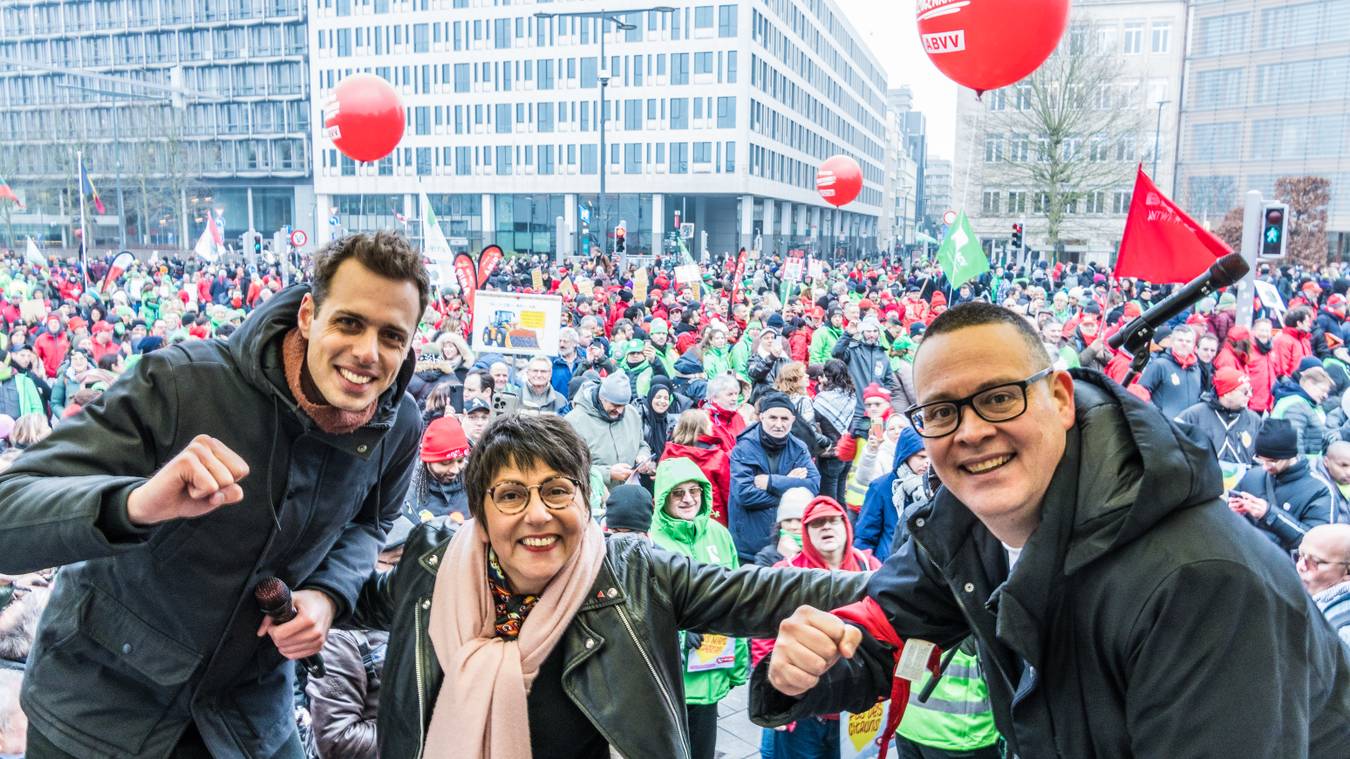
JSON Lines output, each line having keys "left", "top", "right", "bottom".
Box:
{"left": 650, "top": 456, "right": 745, "bottom": 759}
{"left": 352, "top": 413, "right": 869, "bottom": 759}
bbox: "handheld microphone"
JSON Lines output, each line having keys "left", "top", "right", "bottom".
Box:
{"left": 254, "top": 577, "right": 327, "bottom": 679}
{"left": 1108, "top": 252, "right": 1249, "bottom": 353}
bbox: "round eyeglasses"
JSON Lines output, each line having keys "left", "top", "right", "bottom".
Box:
{"left": 487, "top": 477, "right": 582, "bottom": 515}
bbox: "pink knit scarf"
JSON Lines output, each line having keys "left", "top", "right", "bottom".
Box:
{"left": 424, "top": 518, "right": 606, "bottom": 759}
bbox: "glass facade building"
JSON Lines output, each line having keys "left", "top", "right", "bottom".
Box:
{"left": 312, "top": 0, "right": 887, "bottom": 260}
{"left": 1176, "top": 0, "right": 1350, "bottom": 258}
{"left": 0, "top": 0, "right": 313, "bottom": 250}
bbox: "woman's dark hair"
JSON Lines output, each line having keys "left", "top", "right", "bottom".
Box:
{"left": 820, "top": 359, "right": 854, "bottom": 393}
{"left": 463, "top": 414, "right": 593, "bottom": 523}
{"left": 311, "top": 230, "right": 432, "bottom": 317}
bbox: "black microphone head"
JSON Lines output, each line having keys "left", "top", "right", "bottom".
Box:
{"left": 1209, "top": 253, "right": 1250, "bottom": 288}
{"left": 254, "top": 577, "right": 292, "bottom": 615}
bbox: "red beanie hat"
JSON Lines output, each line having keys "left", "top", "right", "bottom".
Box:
{"left": 1213, "top": 367, "right": 1247, "bottom": 397}
{"left": 420, "top": 416, "right": 470, "bottom": 463}
{"left": 862, "top": 383, "right": 890, "bottom": 404}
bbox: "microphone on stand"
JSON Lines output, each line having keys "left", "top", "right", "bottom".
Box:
{"left": 254, "top": 577, "right": 327, "bottom": 679}
{"left": 1108, "top": 253, "right": 1249, "bottom": 385}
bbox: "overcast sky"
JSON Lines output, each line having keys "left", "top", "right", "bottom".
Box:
{"left": 834, "top": 0, "right": 959, "bottom": 161}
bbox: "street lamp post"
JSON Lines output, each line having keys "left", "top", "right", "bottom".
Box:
{"left": 535, "top": 6, "right": 674, "bottom": 264}
{"left": 1152, "top": 99, "right": 1170, "bottom": 180}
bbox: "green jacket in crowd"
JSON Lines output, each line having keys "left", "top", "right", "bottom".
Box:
{"left": 810, "top": 325, "right": 842, "bottom": 366}
{"left": 650, "top": 457, "right": 749, "bottom": 706}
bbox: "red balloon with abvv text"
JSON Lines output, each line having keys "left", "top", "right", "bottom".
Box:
{"left": 916, "top": 0, "right": 1070, "bottom": 95}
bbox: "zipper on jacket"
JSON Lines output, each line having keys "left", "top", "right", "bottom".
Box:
{"left": 414, "top": 595, "right": 429, "bottom": 759}
{"left": 615, "top": 602, "right": 688, "bottom": 758}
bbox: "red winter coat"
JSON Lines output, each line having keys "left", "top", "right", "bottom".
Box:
{"left": 1271, "top": 327, "right": 1312, "bottom": 380}
{"left": 33, "top": 332, "right": 69, "bottom": 379}
{"left": 788, "top": 329, "right": 811, "bottom": 362}
{"left": 1246, "top": 346, "right": 1278, "bottom": 413}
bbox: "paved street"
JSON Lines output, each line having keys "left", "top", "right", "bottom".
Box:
{"left": 716, "top": 685, "right": 763, "bottom": 759}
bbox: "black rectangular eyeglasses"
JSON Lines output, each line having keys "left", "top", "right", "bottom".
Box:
{"left": 905, "top": 367, "right": 1055, "bottom": 439}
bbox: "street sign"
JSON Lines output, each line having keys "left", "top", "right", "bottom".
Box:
{"left": 289, "top": 229, "right": 309, "bottom": 248}
{"left": 942, "top": 209, "right": 957, "bottom": 226}
{"left": 680, "top": 222, "right": 695, "bottom": 239}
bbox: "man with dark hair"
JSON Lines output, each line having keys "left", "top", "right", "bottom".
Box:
{"left": 0, "top": 231, "right": 430, "bottom": 758}
{"left": 752, "top": 301, "right": 1350, "bottom": 758}
{"left": 1137, "top": 324, "right": 1203, "bottom": 419}
{"left": 728, "top": 392, "right": 821, "bottom": 562}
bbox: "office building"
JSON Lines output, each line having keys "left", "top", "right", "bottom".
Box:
{"left": 879, "top": 86, "right": 927, "bottom": 252}
{"left": 1176, "top": 0, "right": 1350, "bottom": 259}
{"left": 310, "top": 0, "right": 887, "bottom": 261}
{"left": 0, "top": 0, "right": 313, "bottom": 251}
{"left": 924, "top": 157, "right": 952, "bottom": 228}
{"left": 954, "top": 0, "right": 1186, "bottom": 264}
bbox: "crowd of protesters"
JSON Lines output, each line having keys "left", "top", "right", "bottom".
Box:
{"left": 0, "top": 238, "right": 1348, "bottom": 758}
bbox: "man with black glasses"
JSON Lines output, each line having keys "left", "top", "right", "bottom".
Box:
{"left": 751, "top": 302, "right": 1350, "bottom": 758}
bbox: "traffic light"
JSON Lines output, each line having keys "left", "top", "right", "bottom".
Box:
{"left": 1011, "top": 223, "right": 1023, "bottom": 249}
{"left": 614, "top": 225, "right": 626, "bottom": 256}
{"left": 253, "top": 234, "right": 263, "bottom": 256}
{"left": 1260, "top": 203, "right": 1287, "bottom": 259}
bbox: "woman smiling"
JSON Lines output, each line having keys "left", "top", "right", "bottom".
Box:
{"left": 354, "top": 414, "right": 869, "bottom": 759}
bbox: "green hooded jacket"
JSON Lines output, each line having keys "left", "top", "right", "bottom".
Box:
{"left": 649, "top": 456, "right": 749, "bottom": 705}
{"left": 703, "top": 346, "right": 732, "bottom": 380}
{"left": 810, "top": 325, "right": 842, "bottom": 365}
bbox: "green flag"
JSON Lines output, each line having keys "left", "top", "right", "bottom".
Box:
{"left": 935, "top": 211, "right": 989, "bottom": 287}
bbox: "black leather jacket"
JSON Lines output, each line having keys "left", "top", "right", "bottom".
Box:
{"left": 353, "top": 520, "right": 869, "bottom": 759}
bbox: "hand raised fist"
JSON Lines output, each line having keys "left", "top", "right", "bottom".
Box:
{"left": 127, "top": 435, "right": 250, "bottom": 526}
{"left": 767, "top": 605, "right": 862, "bottom": 697}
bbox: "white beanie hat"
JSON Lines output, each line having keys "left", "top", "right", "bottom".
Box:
{"left": 777, "top": 487, "right": 812, "bottom": 523}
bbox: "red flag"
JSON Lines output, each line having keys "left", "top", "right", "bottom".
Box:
{"left": 0, "top": 178, "right": 23, "bottom": 209}
{"left": 476, "top": 244, "right": 503, "bottom": 288}
{"left": 101, "top": 251, "right": 136, "bottom": 294}
{"left": 1114, "top": 165, "right": 1231, "bottom": 284}
{"left": 453, "top": 252, "right": 477, "bottom": 332}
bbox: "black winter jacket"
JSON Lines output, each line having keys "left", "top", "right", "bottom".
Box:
{"left": 1175, "top": 394, "right": 1263, "bottom": 465}
{"left": 1235, "top": 458, "right": 1335, "bottom": 551}
{"left": 354, "top": 521, "right": 870, "bottom": 759}
{"left": 752, "top": 370, "right": 1350, "bottom": 758}
{"left": 0, "top": 286, "right": 421, "bottom": 758}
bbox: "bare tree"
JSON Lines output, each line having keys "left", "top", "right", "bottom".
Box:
{"left": 1214, "top": 206, "right": 1244, "bottom": 252}
{"left": 975, "top": 23, "right": 1148, "bottom": 257}
{"left": 1275, "top": 176, "right": 1331, "bottom": 268}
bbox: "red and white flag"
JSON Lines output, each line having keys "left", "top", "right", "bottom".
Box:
{"left": 101, "top": 251, "right": 136, "bottom": 294}
{"left": 1113, "top": 165, "right": 1231, "bottom": 284}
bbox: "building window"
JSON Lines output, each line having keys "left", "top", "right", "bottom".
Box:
{"left": 1194, "top": 12, "right": 1249, "bottom": 56}
{"left": 695, "top": 51, "right": 713, "bottom": 75}
{"left": 695, "top": 5, "right": 714, "bottom": 28}
{"left": 624, "top": 143, "right": 641, "bottom": 174}
{"left": 693, "top": 141, "right": 712, "bottom": 163}
{"left": 670, "top": 142, "right": 688, "bottom": 173}
{"left": 495, "top": 103, "right": 512, "bottom": 133}
{"left": 670, "top": 97, "right": 689, "bottom": 129}
{"left": 671, "top": 53, "right": 689, "bottom": 84}
{"left": 1009, "top": 133, "right": 1029, "bottom": 162}
{"left": 981, "top": 191, "right": 1001, "bottom": 215}
{"left": 1123, "top": 22, "right": 1144, "bottom": 54}
{"left": 717, "top": 96, "right": 736, "bottom": 128}
{"left": 725, "top": 140, "right": 735, "bottom": 172}
{"left": 1085, "top": 191, "right": 1106, "bottom": 214}
{"left": 1112, "top": 190, "right": 1132, "bottom": 214}
{"left": 718, "top": 5, "right": 737, "bottom": 37}
{"left": 984, "top": 134, "right": 1003, "bottom": 162}
{"left": 1151, "top": 21, "right": 1171, "bottom": 53}
{"left": 454, "top": 63, "right": 470, "bottom": 92}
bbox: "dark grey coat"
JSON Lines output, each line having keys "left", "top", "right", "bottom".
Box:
{"left": 0, "top": 286, "right": 421, "bottom": 758}
{"left": 752, "top": 370, "right": 1350, "bottom": 758}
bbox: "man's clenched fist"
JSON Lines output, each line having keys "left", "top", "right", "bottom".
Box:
{"left": 767, "top": 605, "right": 862, "bottom": 696}
{"left": 127, "top": 435, "right": 250, "bottom": 526}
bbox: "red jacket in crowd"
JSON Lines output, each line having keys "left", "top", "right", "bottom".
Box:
{"left": 1271, "top": 327, "right": 1312, "bottom": 380}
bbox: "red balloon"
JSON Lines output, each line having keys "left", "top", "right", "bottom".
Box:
{"left": 815, "top": 155, "right": 864, "bottom": 208}
{"left": 324, "top": 74, "right": 405, "bottom": 163}
{"left": 916, "top": 0, "right": 1070, "bottom": 94}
